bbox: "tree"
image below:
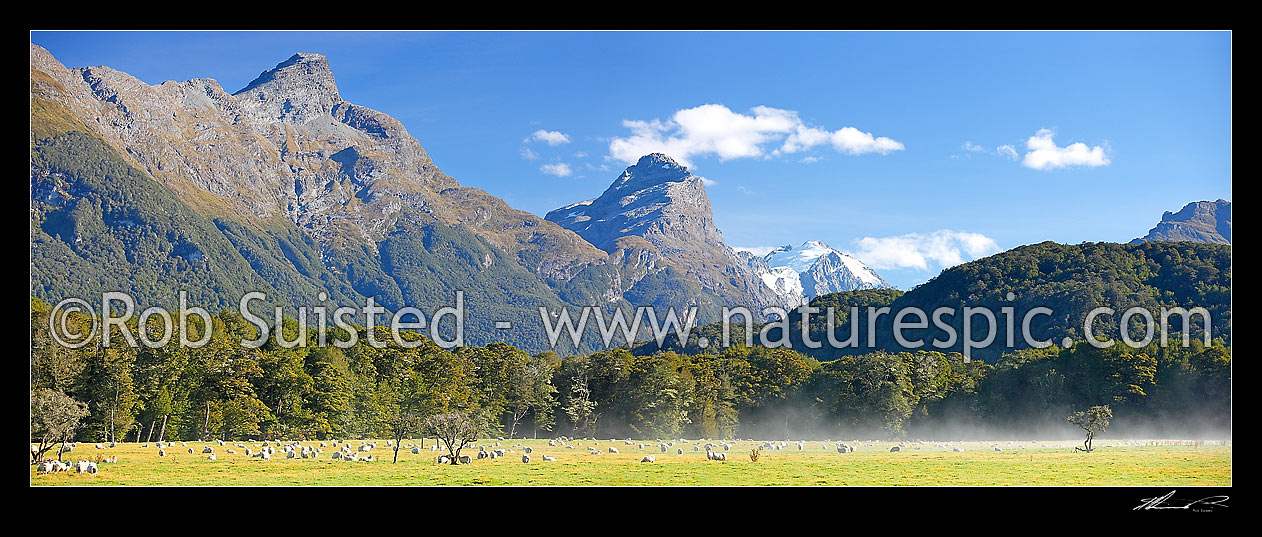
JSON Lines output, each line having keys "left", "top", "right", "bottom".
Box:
{"left": 30, "top": 388, "right": 88, "bottom": 463}
{"left": 564, "top": 374, "right": 598, "bottom": 436}
{"left": 506, "top": 351, "right": 557, "bottom": 439}
{"left": 1068, "top": 405, "right": 1112, "bottom": 452}
{"left": 424, "top": 411, "right": 481, "bottom": 465}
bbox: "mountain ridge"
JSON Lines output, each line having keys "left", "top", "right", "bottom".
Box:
{"left": 1131, "top": 199, "right": 1231, "bottom": 245}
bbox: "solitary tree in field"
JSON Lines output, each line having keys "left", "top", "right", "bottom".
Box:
{"left": 30, "top": 388, "right": 88, "bottom": 463}
{"left": 424, "top": 411, "right": 481, "bottom": 464}
{"left": 1068, "top": 405, "right": 1112, "bottom": 453}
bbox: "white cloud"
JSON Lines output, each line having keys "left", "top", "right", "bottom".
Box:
{"left": 540, "top": 162, "right": 572, "bottom": 177}
{"left": 1021, "top": 129, "right": 1109, "bottom": 170}
{"left": 733, "top": 246, "right": 777, "bottom": 257}
{"left": 850, "top": 230, "right": 1000, "bottom": 271}
{"left": 520, "top": 147, "right": 539, "bottom": 160}
{"left": 608, "top": 104, "right": 903, "bottom": 166}
{"left": 962, "top": 141, "right": 986, "bottom": 153}
{"left": 996, "top": 144, "right": 1019, "bottom": 160}
{"left": 736, "top": 185, "right": 756, "bottom": 195}
{"left": 527, "top": 129, "right": 571, "bottom": 146}
{"left": 697, "top": 176, "right": 718, "bottom": 186}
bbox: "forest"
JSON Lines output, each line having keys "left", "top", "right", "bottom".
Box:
{"left": 30, "top": 293, "right": 1231, "bottom": 448}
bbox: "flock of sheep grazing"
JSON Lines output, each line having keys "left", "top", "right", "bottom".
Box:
{"left": 31, "top": 436, "right": 1232, "bottom": 479}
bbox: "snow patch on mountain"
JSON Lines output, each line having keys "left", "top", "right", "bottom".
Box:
{"left": 758, "top": 241, "right": 892, "bottom": 301}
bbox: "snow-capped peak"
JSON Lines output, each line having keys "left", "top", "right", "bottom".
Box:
{"left": 759, "top": 241, "right": 891, "bottom": 301}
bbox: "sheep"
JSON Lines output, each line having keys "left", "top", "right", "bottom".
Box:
{"left": 437, "top": 455, "right": 451, "bottom": 464}
{"left": 75, "top": 460, "right": 98, "bottom": 474}
{"left": 332, "top": 451, "right": 343, "bottom": 460}
{"left": 524, "top": 446, "right": 533, "bottom": 454}
{"left": 608, "top": 447, "right": 619, "bottom": 454}
{"left": 541, "top": 455, "right": 557, "bottom": 462}
{"left": 226, "top": 449, "right": 237, "bottom": 455}
{"left": 521, "top": 455, "right": 531, "bottom": 463}
{"left": 102, "top": 456, "right": 117, "bottom": 463}
{"left": 207, "top": 454, "right": 217, "bottom": 461}
{"left": 158, "top": 449, "right": 166, "bottom": 457}
{"left": 458, "top": 455, "right": 472, "bottom": 464}
{"left": 362, "top": 455, "right": 375, "bottom": 462}
{"left": 202, "top": 446, "right": 214, "bottom": 454}
{"left": 641, "top": 455, "right": 655, "bottom": 463}
{"left": 37, "top": 460, "right": 57, "bottom": 474}
{"left": 412, "top": 447, "right": 421, "bottom": 454}
{"left": 187, "top": 448, "right": 195, "bottom": 454}
{"left": 889, "top": 446, "right": 900, "bottom": 453}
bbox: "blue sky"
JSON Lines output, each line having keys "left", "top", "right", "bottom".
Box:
{"left": 31, "top": 31, "right": 1231, "bottom": 289}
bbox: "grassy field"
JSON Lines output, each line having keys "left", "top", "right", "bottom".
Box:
{"left": 30, "top": 438, "right": 1231, "bottom": 486}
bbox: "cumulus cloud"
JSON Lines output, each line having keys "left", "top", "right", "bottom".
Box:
{"left": 963, "top": 141, "right": 986, "bottom": 153}
{"left": 527, "top": 129, "right": 571, "bottom": 146}
{"left": 996, "top": 144, "right": 1019, "bottom": 160}
{"left": 1021, "top": 129, "right": 1109, "bottom": 170}
{"left": 851, "top": 230, "right": 1000, "bottom": 271}
{"left": 520, "top": 147, "right": 539, "bottom": 160}
{"left": 608, "top": 104, "right": 903, "bottom": 166}
{"left": 540, "top": 162, "right": 572, "bottom": 177}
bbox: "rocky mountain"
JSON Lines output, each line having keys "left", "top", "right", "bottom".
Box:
{"left": 29, "top": 45, "right": 800, "bottom": 351}
{"left": 29, "top": 45, "right": 632, "bottom": 351}
{"left": 546, "top": 154, "right": 793, "bottom": 315}
{"left": 760, "top": 241, "right": 891, "bottom": 302}
{"left": 1131, "top": 199, "right": 1231, "bottom": 244}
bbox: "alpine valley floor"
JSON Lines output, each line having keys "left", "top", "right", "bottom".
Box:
{"left": 30, "top": 438, "right": 1231, "bottom": 486}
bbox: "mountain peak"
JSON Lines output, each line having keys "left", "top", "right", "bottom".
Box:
{"left": 761, "top": 240, "right": 892, "bottom": 299}
{"left": 635, "top": 153, "right": 685, "bottom": 169}
{"left": 1132, "top": 199, "right": 1231, "bottom": 244}
{"left": 610, "top": 153, "right": 694, "bottom": 193}
{"left": 231, "top": 53, "right": 344, "bottom": 124}
{"left": 234, "top": 52, "right": 339, "bottom": 99}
